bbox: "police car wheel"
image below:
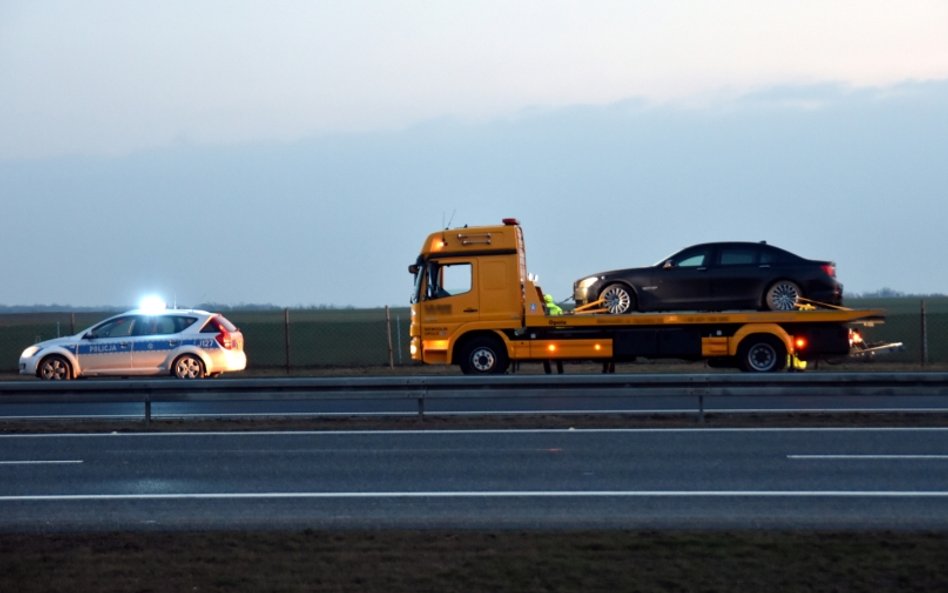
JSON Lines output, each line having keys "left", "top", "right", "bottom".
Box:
{"left": 173, "top": 354, "right": 205, "bottom": 379}
{"left": 38, "top": 355, "right": 71, "bottom": 380}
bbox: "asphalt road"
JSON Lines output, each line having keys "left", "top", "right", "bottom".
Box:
{"left": 2, "top": 427, "right": 948, "bottom": 532}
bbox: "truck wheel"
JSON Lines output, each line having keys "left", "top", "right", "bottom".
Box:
{"left": 600, "top": 284, "right": 635, "bottom": 314}
{"left": 458, "top": 336, "right": 509, "bottom": 375}
{"left": 737, "top": 336, "right": 787, "bottom": 372}
{"left": 765, "top": 280, "right": 802, "bottom": 311}
{"left": 38, "top": 355, "right": 72, "bottom": 380}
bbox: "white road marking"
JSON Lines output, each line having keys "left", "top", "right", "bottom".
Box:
{"left": 2, "top": 490, "right": 948, "bottom": 502}
{"left": 3, "top": 426, "right": 948, "bottom": 438}
{"left": 789, "top": 454, "right": 948, "bottom": 460}
{"left": 0, "top": 460, "right": 83, "bottom": 465}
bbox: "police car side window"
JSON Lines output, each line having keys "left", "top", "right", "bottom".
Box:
{"left": 91, "top": 317, "right": 135, "bottom": 338}
{"left": 172, "top": 316, "right": 198, "bottom": 333}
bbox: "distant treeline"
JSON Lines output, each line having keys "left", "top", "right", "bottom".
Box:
{"left": 851, "top": 289, "right": 947, "bottom": 298}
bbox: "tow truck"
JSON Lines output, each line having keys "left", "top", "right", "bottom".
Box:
{"left": 408, "top": 219, "right": 886, "bottom": 374}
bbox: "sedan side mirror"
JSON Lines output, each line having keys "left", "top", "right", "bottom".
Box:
{"left": 663, "top": 260, "right": 675, "bottom": 269}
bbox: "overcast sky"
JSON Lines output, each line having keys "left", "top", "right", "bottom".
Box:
{"left": 2, "top": 1, "right": 947, "bottom": 308}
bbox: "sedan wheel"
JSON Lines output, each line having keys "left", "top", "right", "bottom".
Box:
{"left": 600, "top": 284, "right": 634, "bottom": 314}
{"left": 765, "top": 281, "right": 802, "bottom": 311}
{"left": 173, "top": 354, "right": 205, "bottom": 379}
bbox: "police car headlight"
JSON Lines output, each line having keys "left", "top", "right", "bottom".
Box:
{"left": 20, "top": 346, "right": 42, "bottom": 359}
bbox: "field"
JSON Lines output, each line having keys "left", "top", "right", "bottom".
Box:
{"left": 0, "top": 298, "right": 945, "bottom": 374}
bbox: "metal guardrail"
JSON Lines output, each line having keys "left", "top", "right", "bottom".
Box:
{"left": 2, "top": 373, "right": 948, "bottom": 423}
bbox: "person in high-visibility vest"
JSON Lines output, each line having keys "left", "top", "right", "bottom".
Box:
{"left": 543, "top": 294, "right": 563, "bottom": 315}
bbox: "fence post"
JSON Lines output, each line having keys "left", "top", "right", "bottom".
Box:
{"left": 385, "top": 306, "right": 395, "bottom": 369}
{"left": 70, "top": 313, "right": 76, "bottom": 335}
{"left": 921, "top": 300, "right": 928, "bottom": 367}
{"left": 284, "top": 308, "right": 291, "bottom": 375}
{"left": 396, "top": 314, "right": 403, "bottom": 365}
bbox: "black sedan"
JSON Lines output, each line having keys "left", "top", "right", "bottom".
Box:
{"left": 572, "top": 241, "right": 842, "bottom": 314}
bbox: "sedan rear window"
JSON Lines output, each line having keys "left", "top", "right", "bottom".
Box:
{"left": 719, "top": 247, "right": 757, "bottom": 266}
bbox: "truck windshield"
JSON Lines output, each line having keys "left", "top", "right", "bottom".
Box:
{"left": 410, "top": 258, "right": 458, "bottom": 303}
{"left": 410, "top": 257, "right": 425, "bottom": 304}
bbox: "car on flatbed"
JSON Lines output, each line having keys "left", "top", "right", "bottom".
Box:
{"left": 573, "top": 241, "right": 842, "bottom": 314}
{"left": 19, "top": 308, "right": 247, "bottom": 380}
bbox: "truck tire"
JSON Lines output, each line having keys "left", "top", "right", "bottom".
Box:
{"left": 737, "top": 335, "right": 787, "bottom": 372}
{"left": 458, "top": 336, "right": 509, "bottom": 375}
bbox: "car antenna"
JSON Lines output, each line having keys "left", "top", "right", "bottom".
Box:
{"left": 444, "top": 209, "right": 456, "bottom": 229}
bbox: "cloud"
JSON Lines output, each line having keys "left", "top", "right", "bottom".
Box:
{"left": 1, "top": 80, "right": 946, "bottom": 306}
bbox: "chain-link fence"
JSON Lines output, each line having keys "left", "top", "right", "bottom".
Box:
{"left": 0, "top": 299, "right": 945, "bottom": 374}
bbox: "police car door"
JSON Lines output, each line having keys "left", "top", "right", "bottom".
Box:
{"left": 77, "top": 315, "right": 134, "bottom": 374}
{"left": 129, "top": 315, "right": 173, "bottom": 374}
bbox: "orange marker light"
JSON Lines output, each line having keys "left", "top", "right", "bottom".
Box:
{"left": 547, "top": 344, "right": 557, "bottom": 352}
{"left": 794, "top": 337, "right": 807, "bottom": 350}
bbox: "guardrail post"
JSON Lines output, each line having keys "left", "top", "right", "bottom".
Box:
{"left": 689, "top": 376, "right": 708, "bottom": 424}
{"left": 144, "top": 392, "right": 152, "bottom": 425}
{"left": 417, "top": 388, "right": 426, "bottom": 421}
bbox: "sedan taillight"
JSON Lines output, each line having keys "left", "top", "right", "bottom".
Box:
{"left": 821, "top": 263, "right": 836, "bottom": 278}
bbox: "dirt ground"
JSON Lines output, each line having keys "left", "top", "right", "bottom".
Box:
{"left": 2, "top": 530, "right": 947, "bottom": 593}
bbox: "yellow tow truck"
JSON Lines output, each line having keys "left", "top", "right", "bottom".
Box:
{"left": 408, "top": 219, "right": 885, "bottom": 374}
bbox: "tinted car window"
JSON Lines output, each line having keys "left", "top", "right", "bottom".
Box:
{"left": 719, "top": 247, "right": 758, "bottom": 266}
{"left": 670, "top": 247, "right": 710, "bottom": 268}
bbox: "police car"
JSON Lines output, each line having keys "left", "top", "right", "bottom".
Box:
{"left": 19, "top": 308, "right": 247, "bottom": 380}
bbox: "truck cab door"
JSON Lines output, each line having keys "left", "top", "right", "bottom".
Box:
{"left": 419, "top": 259, "right": 479, "bottom": 327}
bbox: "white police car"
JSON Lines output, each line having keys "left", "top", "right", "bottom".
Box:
{"left": 19, "top": 309, "right": 247, "bottom": 380}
